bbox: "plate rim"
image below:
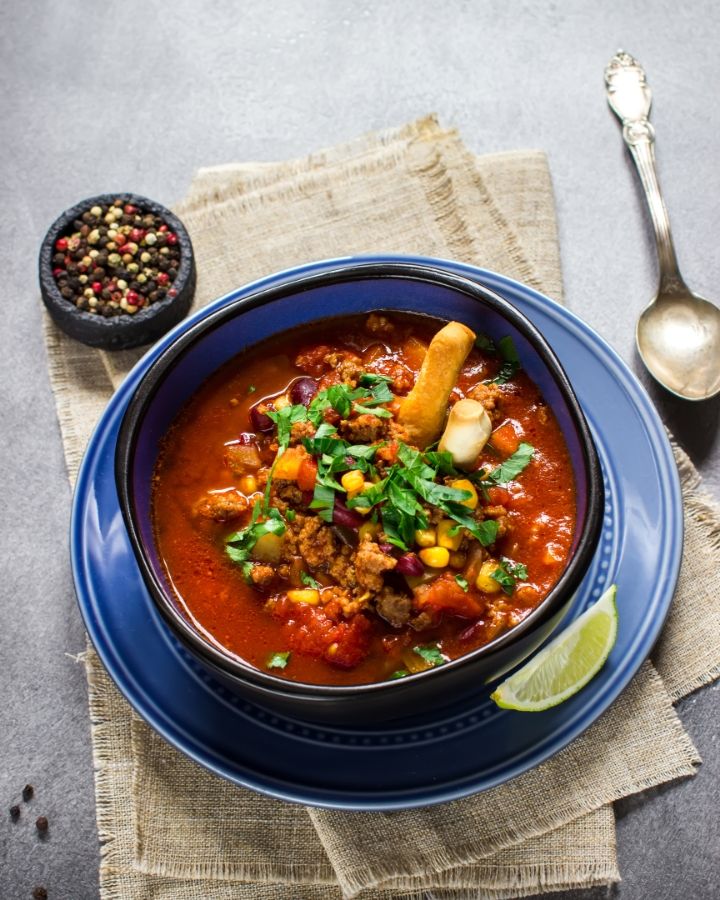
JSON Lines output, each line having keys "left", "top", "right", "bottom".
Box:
{"left": 70, "top": 253, "right": 683, "bottom": 810}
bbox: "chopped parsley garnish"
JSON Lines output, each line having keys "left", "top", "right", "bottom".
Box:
{"left": 413, "top": 644, "right": 447, "bottom": 667}
{"left": 491, "top": 557, "right": 529, "bottom": 595}
{"left": 300, "top": 571, "right": 321, "bottom": 589}
{"left": 454, "top": 574, "right": 470, "bottom": 592}
{"left": 225, "top": 507, "right": 286, "bottom": 569}
{"left": 305, "top": 375, "right": 395, "bottom": 425}
{"left": 308, "top": 482, "right": 336, "bottom": 523}
{"left": 485, "top": 443, "right": 534, "bottom": 484}
{"left": 285, "top": 509, "right": 296, "bottom": 522}
{"left": 490, "top": 335, "right": 521, "bottom": 384}
{"left": 390, "top": 669, "right": 409, "bottom": 679}
{"left": 266, "top": 651, "right": 291, "bottom": 669}
{"left": 247, "top": 384, "right": 257, "bottom": 394}
{"left": 267, "top": 403, "right": 308, "bottom": 450}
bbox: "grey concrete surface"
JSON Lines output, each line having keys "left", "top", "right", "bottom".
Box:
{"left": 1, "top": 1, "right": 718, "bottom": 898}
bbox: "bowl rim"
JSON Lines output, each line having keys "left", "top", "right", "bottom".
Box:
{"left": 38, "top": 191, "right": 196, "bottom": 345}
{"left": 115, "top": 261, "right": 604, "bottom": 698}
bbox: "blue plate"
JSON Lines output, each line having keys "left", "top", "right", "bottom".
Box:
{"left": 71, "top": 255, "right": 682, "bottom": 810}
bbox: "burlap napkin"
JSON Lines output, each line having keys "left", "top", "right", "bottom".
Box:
{"left": 43, "top": 118, "right": 720, "bottom": 899}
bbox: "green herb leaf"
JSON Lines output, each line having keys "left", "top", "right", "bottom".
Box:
{"left": 390, "top": 669, "right": 409, "bottom": 679}
{"left": 353, "top": 402, "right": 392, "bottom": 418}
{"left": 285, "top": 509, "right": 296, "bottom": 522}
{"left": 485, "top": 442, "right": 535, "bottom": 484}
{"left": 266, "top": 651, "right": 291, "bottom": 670}
{"left": 247, "top": 384, "right": 257, "bottom": 394}
{"left": 454, "top": 574, "right": 469, "bottom": 592}
{"left": 413, "top": 644, "right": 447, "bottom": 667}
{"left": 490, "top": 557, "right": 529, "bottom": 595}
{"left": 267, "top": 404, "right": 308, "bottom": 449}
{"left": 309, "top": 482, "right": 336, "bottom": 522}
{"left": 424, "top": 450, "right": 461, "bottom": 476}
{"left": 359, "top": 372, "right": 393, "bottom": 387}
{"left": 225, "top": 509, "right": 287, "bottom": 567}
{"left": 490, "top": 335, "right": 521, "bottom": 384}
{"left": 300, "top": 571, "right": 321, "bottom": 589}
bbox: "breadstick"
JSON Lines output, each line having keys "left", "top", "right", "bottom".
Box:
{"left": 398, "top": 321, "right": 476, "bottom": 448}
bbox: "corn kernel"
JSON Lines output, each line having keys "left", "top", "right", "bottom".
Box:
{"left": 475, "top": 560, "right": 503, "bottom": 593}
{"left": 450, "top": 479, "right": 478, "bottom": 509}
{"left": 437, "top": 519, "right": 463, "bottom": 551}
{"left": 449, "top": 551, "right": 466, "bottom": 570}
{"left": 359, "top": 521, "right": 380, "bottom": 542}
{"left": 239, "top": 474, "right": 258, "bottom": 495}
{"left": 414, "top": 528, "right": 437, "bottom": 548}
{"left": 286, "top": 589, "right": 320, "bottom": 605}
{"left": 419, "top": 546, "right": 450, "bottom": 568}
{"left": 341, "top": 469, "right": 365, "bottom": 493}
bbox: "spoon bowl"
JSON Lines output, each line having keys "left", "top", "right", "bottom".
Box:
{"left": 637, "top": 284, "right": 720, "bottom": 401}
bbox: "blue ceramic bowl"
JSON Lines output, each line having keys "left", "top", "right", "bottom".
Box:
{"left": 116, "top": 261, "right": 603, "bottom": 723}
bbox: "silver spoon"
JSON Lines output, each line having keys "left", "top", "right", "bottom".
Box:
{"left": 605, "top": 50, "right": 720, "bottom": 401}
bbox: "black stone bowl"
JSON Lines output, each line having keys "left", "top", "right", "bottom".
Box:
{"left": 39, "top": 193, "right": 196, "bottom": 351}
{"left": 115, "top": 261, "right": 604, "bottom": 725}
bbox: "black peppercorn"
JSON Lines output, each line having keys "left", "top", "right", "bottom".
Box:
{"left": 22, "top": 784, "right": 34, "bottom": 802}
{"left": 35, "top": 815, "right": 48, "bottom": 833}
{"left": 32, "top": 888, "right": 48, "bottom": 900}
{"left": 10, "top": 804, "right": 20, "bottom": 821}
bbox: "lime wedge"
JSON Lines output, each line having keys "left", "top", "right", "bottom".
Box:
{"left": 490, "top": 585, "right": 618, "bottom": 711}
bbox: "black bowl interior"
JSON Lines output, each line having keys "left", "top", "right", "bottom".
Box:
{"left": 116, "top": 263, "right": 603, "bottom": 697}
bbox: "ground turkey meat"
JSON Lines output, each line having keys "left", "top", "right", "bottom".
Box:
{"left": 324, "top": 350, "right": 363, "bottom": 385}
{"left": 468, "top": 382, "right": 503, "bottom": 421}
{"left": 295, "top": 516, "right": 337, "bottom": 569}
{"left": 194, "top": 490, "right": 248, "bottom": 522}
{"left": 250, "top": 564, "right": 275, "bottom": 588}
{"left": 375, "top": 587, "right": 412, "bottom": 627}
{"left": 354, "top": 540, "right": 397, "bottom": 592}
{"left": 340, "top": 414, "right": 387, "bottom": 443}
{"left": 289, "top": 419, "right": 317, "bottom": 444}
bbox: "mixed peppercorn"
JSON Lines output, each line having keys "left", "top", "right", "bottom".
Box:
{"left": 51, "top": 198, "right": 181, "bottom": 317}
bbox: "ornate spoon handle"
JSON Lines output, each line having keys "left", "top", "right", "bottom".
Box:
{"left": 605, "top": 50, "right": 684, "bottom": 292}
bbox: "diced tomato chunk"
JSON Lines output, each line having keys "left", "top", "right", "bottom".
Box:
{"left": 415, "top": 572, "right": 483, "bottom": 619}
{"left": 271, "top": 598, "right": 373, "bottom": 668}
{"left": 486, "top": 486, "right": 511, "bottom": 506}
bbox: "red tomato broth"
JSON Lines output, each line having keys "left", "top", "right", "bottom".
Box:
{"left": 152, "top": 314, "right": 576, "bottom": 685}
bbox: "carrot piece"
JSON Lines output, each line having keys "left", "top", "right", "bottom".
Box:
{"left": 297, "top": 456, "right": 318, "bottom": 491}
{"left": 491, "top": 421, "right": 520, "bottom": 456}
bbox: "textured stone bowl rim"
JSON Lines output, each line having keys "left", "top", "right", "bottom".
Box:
{"left": 38, "top": 192, "right": 195, "bottom": 350}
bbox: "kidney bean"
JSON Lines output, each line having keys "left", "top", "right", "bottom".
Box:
{"left": 332, "top": 499, "right": 364, "bottom": 530}
{"left": 289, "top": 377, "right": 318, "bottom": 406}
{"left": 394, "top": 553, "right": 424, "bottom": 577}
{"left": 249, "top": 405, "right": 274, "bottom": 432}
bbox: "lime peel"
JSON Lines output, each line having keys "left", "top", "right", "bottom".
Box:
{"left": 490, "top": 585, "right": 618, "bottom": 712}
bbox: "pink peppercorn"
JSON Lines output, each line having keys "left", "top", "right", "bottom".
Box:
{"left": 53, "top": 268, "right": 64, "bottom": 278}
{"left": 55, "top": 237, "right": 68, "bottom": 251}
{"left": 126, "top": 290, "right": 140, "bottom": 306}
{"left": 165, "top": 233, "right": 178, "bottom": 245}
{"left": 92, "top": 281, "right": 102, "bottom": 293}
{"left": 130, "top": 228, "right": 144, "bottom": 242}
{"left": 124, "top": 204, "right": 136, "bottom": 214}
{"left": 156, "top": 272, "right": 169, "bottom": 285}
